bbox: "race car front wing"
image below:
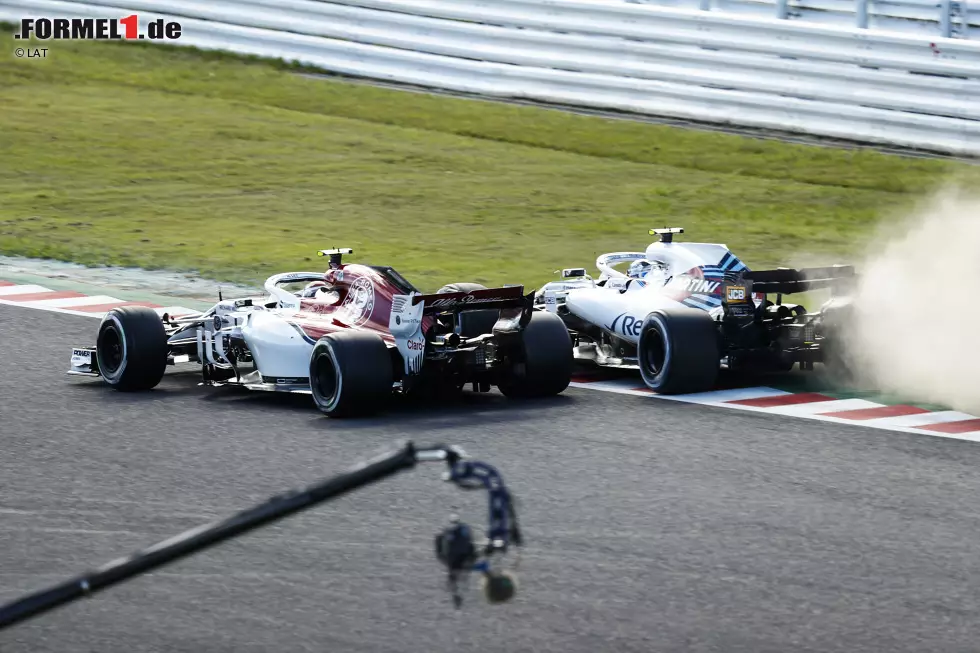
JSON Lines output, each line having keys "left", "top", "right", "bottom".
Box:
{"left": 68, "top": 347, "right": 99, "bottom": 377}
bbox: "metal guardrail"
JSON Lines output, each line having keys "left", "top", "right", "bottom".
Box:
{"left": 624, "top": 0, "right": 976, "bottom": 39}
{"left": 2, "top": 0, "right": 979, "bottom": 155}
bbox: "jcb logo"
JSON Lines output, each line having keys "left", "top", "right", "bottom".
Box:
{"left": 727, "top": 286, "right": 746, "bottom": 301}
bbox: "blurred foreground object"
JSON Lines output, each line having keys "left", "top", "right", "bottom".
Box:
{"left": 0, "top": 441, "right": 522, "bottom": 630}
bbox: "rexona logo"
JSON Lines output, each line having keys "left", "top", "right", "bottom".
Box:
{"left": 14, "top": 16, "right": 182, "bottom": 41}
{"left": 605, "top": 312, "right": 644, "bottom": 338}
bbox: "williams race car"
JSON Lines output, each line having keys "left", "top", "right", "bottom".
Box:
{"left": 533, "top": 228, "right": 855, "bottom": 394}
{"left": 68, "top": 249, "right": 573, "bottom": 417}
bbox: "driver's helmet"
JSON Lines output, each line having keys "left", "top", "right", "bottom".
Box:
{"left": 628, "top": 259, "right": 653, "bottom": 279}
{"left": 301, "top": 280, "right": 328, "bottom": 297}
{"left": 301, "top": 281, "right": 342, "bottom": 305}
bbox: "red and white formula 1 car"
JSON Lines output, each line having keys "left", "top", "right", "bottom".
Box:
{"left": 68, "top": 249, "right": 573, "bottom": 417}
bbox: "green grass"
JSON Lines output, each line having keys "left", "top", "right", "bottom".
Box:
{"left": 1, "top": 30, "right": 977, "bottom": 291}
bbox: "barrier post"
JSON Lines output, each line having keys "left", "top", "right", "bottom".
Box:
{"left": 856, "top": 0, "right": 869, "bottom": 28}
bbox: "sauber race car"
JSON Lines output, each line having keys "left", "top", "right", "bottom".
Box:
{"left": 68, "top": 249, "right": 573, "bottom": 417}
{"left": 533, "top": 228, "right": 856, "bottom": 394}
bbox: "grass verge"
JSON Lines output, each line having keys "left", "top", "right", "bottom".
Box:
{"left": 1, "top": 30, "right": 977, "bottom": 291}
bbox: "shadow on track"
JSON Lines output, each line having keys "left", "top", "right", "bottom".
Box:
{"left": 66, "top": 367, "right": 581, "bottom": 430}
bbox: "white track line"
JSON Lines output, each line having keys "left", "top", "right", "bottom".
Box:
{"left": 0, "top": 284, "right": 197, "bottom": 319}
{"left": 790, "top": 411, "right": 980, "bottom": 439}
{"left": 568, "top": 381, "right": 650, "bottom": 397}
{"left": 660, "top": 387, "right": 791, "bottom": 405}
{"left": 569, "top": 381, "right": 790, "bottom": 405}
{"left": 864, "top": 410, "right": 980, "bottom": 429}
{"left": 0, "top": 284, "right": 51, "bottom": 296}
{"left": 757, "top": 398, "right": 883, "bottom": 417}
{"left": 20, "top": 295, "right": 122, "bottom": 308}
{"left": 0, "top": 297, "right": 122, "bottom": 319}
{"left": 571, "top": 378, "right": 980, "bottom": 440}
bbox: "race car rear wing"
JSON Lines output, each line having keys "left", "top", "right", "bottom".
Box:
{"left": 412, "top": 285, "right": 532, "bottom": 314}
{"left": 744, "top": 265, "right": 856, "bottom": 294}
{"left": 390, "top": 286, "right": 535, "bottom": 375}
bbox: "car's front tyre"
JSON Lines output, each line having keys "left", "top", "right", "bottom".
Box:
{"left": 309, "top": 331, "right": 393, "bottom": 417}
{"left": 96, "top": 306, "right": 169, "bottom": 392}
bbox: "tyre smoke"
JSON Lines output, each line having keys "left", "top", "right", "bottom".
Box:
{"left": 840, "top": 186, "right": 980, "bottom": 413}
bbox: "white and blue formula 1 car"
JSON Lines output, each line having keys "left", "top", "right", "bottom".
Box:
{"left": 533, "top": 228, "right": 857, "bottom": 394}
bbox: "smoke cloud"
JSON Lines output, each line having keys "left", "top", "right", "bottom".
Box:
{"left": 840, "top": 186, "right": 980, "bottom": 414}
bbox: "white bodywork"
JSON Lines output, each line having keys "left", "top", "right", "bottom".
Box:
{"left": 562, "top": 285, "right": 687, "bottom": 344}
{"left": 536, "top": 230, "right": 852, "bottom": 378}
{"left": 240, "top": 309, "right": 313, "bottom": 379}
{"left": 195, "top": 272, "right": 324, "bottom": 383}
{"left": 388, "top": 293, "right": 427, "bottom": 375}
{"left": 68, "top": 267, "right": 436, "bottom": 390}
{"left": 538, "top": 236, "right": 754, "bottom": 345}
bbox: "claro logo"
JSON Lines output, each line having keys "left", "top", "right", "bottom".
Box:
{"left": 407, "top": 339, "right": 425, "bottom": 351}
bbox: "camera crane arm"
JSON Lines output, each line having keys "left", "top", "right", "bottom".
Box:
{"left": 0, "top": 441, "right": 522, "bottom": 631}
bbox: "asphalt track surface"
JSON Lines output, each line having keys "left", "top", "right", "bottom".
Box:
{"left": 5, "top": 304, "right": 980, "bottom": 653}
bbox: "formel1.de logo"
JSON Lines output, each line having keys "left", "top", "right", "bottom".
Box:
{"left": 14, "top": 15, "right": 182, "bottom": 41}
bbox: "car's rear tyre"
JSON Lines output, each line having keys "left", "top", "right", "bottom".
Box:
{"left": 497, "top": 311, "right": 573, "bottom": 398}
{"left": 309, "top": 331, "right": 393, "bottom": 417}
{"left": 96, "top": 306, "right": 169, "bottom": 392}
{"left": 437, "top": 282, "right": 498, "bottom": 338}
{"left": 638, "top": 308, "right": 719, "bottom": 394}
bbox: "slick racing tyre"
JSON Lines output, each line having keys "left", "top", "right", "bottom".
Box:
{"left": 309, "top": 331, "right": 393, "bottom": 418}
{"left": 96, "top": 306, "right": 169, "bottom": 392}
{"left": 437, "top": 282, "right": 498, "bottom": 338}
{"left": 497, "top": 311, "right": 573, "bottom": 399}
{"left": 638, "top": 308, "right": 719, "bottom": 394}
